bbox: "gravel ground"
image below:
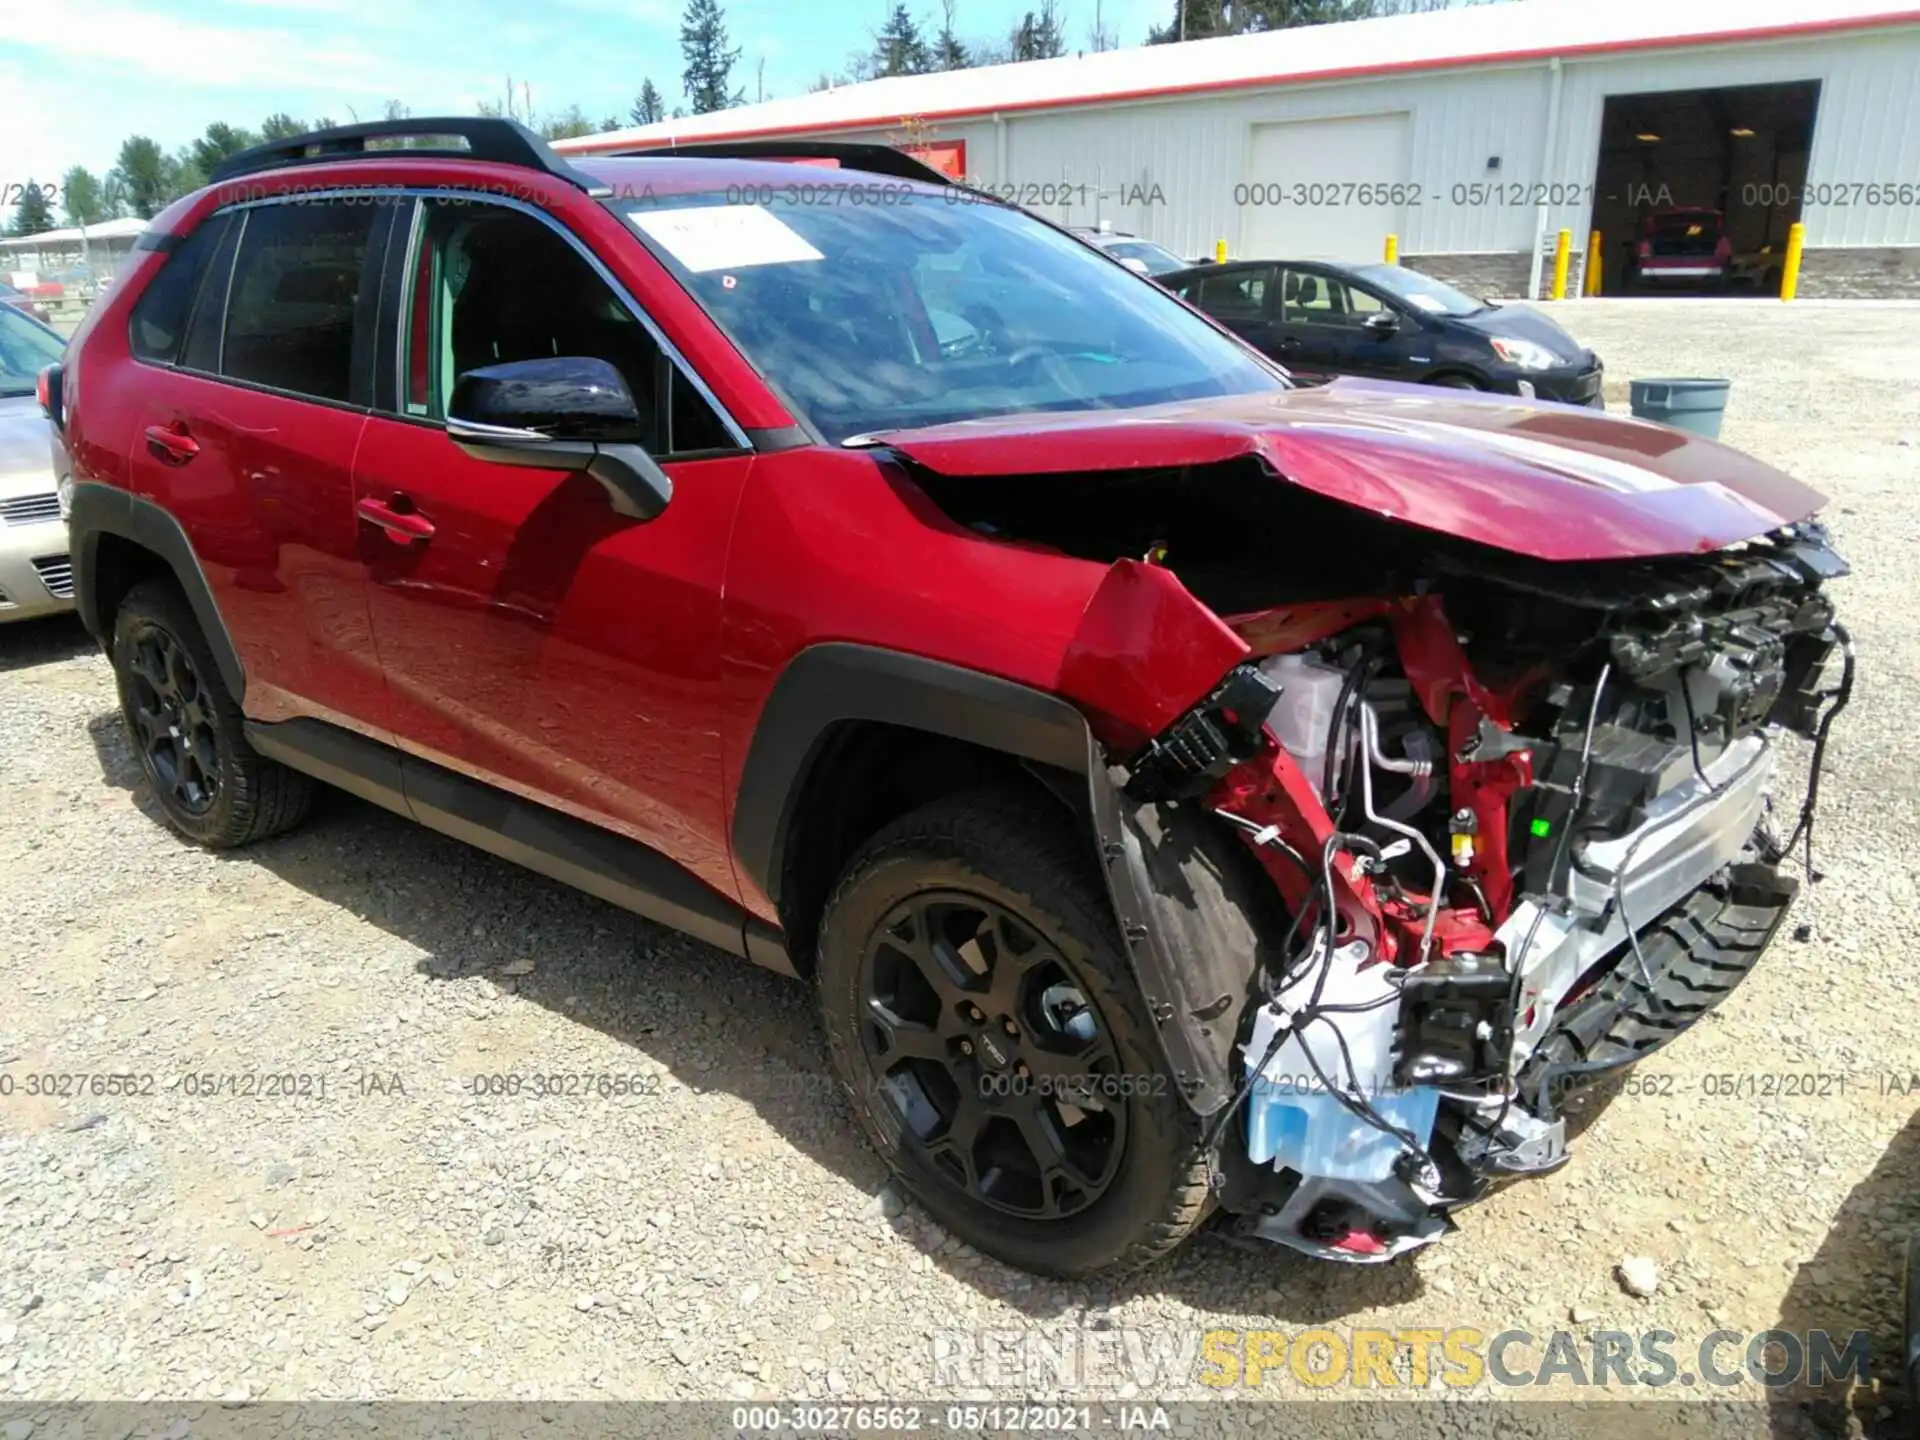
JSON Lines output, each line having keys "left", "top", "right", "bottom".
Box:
{"left": 1, "top": 300, "right": 1916, "bottom": 1429}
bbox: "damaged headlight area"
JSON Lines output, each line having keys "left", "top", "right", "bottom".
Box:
{"left": 1100, "top": 522, "right": 1854, "bottom": 1264}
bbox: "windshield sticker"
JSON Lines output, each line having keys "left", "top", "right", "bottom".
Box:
{"left": 629, "top": 205, "right": 825, "bottom": 272}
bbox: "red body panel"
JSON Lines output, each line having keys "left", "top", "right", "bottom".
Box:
{"left": 1055, "top": 559, "right": 1250, "bottom": 751}
{"left": 718, "top": 449, "right": 1114, "bottom": 916}
{"left": 874, "top": 381, "right": 1824, "bottom": 562}
{"left": 129, "top": 370, "right": 391, "bottom": 736}
{"left": 351, "top": 416, "right": 753, "bottom": 902}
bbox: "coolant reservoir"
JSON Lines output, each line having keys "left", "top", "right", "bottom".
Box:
{"left": 1257, "top": 653, "right": 1350, "bottom": 798}
{"left": 1243, "top": 939, "right": 1441, "bottom": 1183}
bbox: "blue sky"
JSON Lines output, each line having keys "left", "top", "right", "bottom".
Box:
{"left": 2, "top": 0, "right": 1168, "bottom": 193}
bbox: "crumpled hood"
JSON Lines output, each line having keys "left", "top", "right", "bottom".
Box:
{"left": 873, "top": 379, "right": 1825, "bottom": 562}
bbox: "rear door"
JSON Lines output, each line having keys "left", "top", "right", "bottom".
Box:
{"left": 350, "top": 194, "right": 755, "bottom": 905}
{"left": 1177, "top": 266, "right": 1277, "bottom": 354}
{"left": 123, "top": 197, "right": 395, "bottom": 737}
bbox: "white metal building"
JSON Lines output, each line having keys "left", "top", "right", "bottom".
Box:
{"left": 0, "top": 216, "right": 148, "bottom": 297}
{"left": 559, "top": 0, "right": 1920, "bottom": 298}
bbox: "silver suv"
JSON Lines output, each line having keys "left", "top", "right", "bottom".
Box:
{"left": 0, "top": 303, "right": 72, "bottom": 624}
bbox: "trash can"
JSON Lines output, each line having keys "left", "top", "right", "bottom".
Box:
{"left": 1628, "top": 377, "right": 1731, "bottom": 439}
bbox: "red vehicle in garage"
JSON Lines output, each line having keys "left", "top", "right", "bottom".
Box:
{"left": 1627, "top": 206, "right": 1734, "bottom": 290}
{"left": 49, "top": 120, "right": 1851, "bottom": 1278}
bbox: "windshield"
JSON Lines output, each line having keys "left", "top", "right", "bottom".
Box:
{"left": 1350, "top": 263, "right": 1487, "bottom": 318}
{"left": 1104, "top": 240, "right": 1188, "bottom": 277}
{"left": 622, "top": 190, "right": 1282, "bottom": 444}
{"left": 0, "top": 305, "right": 63, "bottom": 397}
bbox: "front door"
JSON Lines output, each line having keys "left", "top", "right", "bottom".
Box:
{"left": 1273, "top": 268, "right": 1349, "bottom": 382}
{"left": 351, "top": 195, "right": 754, "bottom": 903}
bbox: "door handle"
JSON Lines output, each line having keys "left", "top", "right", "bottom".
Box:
{"left": 144, "top": 422, "right": 199, "bottom": 465}
{"left": 1277, "top": 336, "right": 1302, "bottom": 351}
{"left": 356, "top": 495, "right": 436, "bottom": 543}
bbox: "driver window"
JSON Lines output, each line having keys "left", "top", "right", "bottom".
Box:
{"left": 1283, "top": 270, "right": 1380, "bottom": 328}
{"left": 401, "top": 198, "right": 733, "bottom": 455}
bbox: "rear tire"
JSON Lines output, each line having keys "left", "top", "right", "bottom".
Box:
{"left": 1429, "top": 373, "right": 1485, "bottom": 390}
{"left": 816, "top": 788, "right": 1212, "bottom": 1278}
{"left": 110, "top": 581, "right": 313, "bottom": 849}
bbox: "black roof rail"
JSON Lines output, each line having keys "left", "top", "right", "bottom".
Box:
{"left": 207, "top": 117, "right": 611, "bottom": 196}
{"left": 609, "top": 139, "right": 955, "bottom": 187}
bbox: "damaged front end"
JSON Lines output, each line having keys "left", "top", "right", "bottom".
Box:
{"left": 1081, "top": 531, "right": 1849, "bottom": 1262}
{"left": 890, "top": 408, "right": 1854, "bottom": 1264}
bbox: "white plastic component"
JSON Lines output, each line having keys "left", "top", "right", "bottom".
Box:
{"left": 1256, "top": 652, "right": 1350, "bottom": 799}
{"left": 1243, "top": 939, "right": 1440, "bottom": 1183}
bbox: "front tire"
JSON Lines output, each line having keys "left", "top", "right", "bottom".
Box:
{"left": 110, "top": 580, "right": 313, "bottom": 848}
{"left": 817, "top": 788, "right": 1212, "bottom": 1278}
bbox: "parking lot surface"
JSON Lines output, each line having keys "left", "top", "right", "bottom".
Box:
{"left": 1, "top": 300, "right": 1915, "bottom": 1424}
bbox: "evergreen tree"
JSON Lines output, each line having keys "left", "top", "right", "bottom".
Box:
{"left": 930, "top": 0, "right": 970, "bottom": 68}
{"left": 681, "top": 0, "right": 744, "bottom": 114}
{"left": 10, "top": 181, "right": 55, "bottom": 237}
{"left": 873, "top": 4, "right": 932, "bottom": 76}
{"left": 1009, "top": 2, "right": 1066, "bottom": 60}
{"left": 631, "top": 78, "right": 666, "bottom": 126}
{"left": 259, "top": 113, "right": 307, "bottom": 141}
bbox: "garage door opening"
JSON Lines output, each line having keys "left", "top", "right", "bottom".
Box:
{"left": 1590, "top": 80, "right": 1820, "bottom": 296}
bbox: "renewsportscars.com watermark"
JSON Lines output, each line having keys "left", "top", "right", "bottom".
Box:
{"left": 929, "top": 1326, "right": 1871, "bottom": 1393}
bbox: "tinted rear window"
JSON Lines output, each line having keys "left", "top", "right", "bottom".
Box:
{"left": 221, "top": 203, "right": 380, "bottom": 403}
{"left": 129, "top": 216, "right": 229, "bottom": 365}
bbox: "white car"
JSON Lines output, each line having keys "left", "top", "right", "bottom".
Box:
{"left": 0, "top": 303, "right": 72, "bottom": 624}
{"left": 1066, "top": 227, "right": 1191, "bottom": 280}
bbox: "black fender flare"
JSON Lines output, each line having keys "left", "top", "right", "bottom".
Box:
{"left": 731, "top": 643, "right": 1091, "bottom": 904}
{"left": 1085, "top": 741, "right": 1284, "bottom": 1118}
{"left": 68, "top": 480, "right": 246, "bottom": 702}
{"left": 733, "top": 642, "right": 1265, "bottom": 1117}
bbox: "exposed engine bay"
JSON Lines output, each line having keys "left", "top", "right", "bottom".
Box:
{"left": 908, "top": 454, "right": 1854, "bottom": 1262}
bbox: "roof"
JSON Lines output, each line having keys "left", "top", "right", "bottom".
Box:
{"left": 0, "top": 217, "right": 149, "bottom": 252}
{"left": 558, "top": 0, "right": 1920, "bottom": 155}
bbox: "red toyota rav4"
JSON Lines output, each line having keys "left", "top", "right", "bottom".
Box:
{"left": 49, "top": 120, "right": 1850, "bottom": 1277}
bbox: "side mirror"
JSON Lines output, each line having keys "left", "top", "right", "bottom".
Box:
{"left": 447, "top": 357, "right": 672, "bottom": 522}
{"left": 449, "top": 356, "right": 645, "bottom": 444}
{"left": 1363, "top": 311, "right": 1400, "bottom": 335}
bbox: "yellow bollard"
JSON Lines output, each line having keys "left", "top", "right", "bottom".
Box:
{"left": 1214, "top": 238, "right": 1228, "bottom": 264}
{"left": 1780, "top": 222, "right": 1805, "bottom": 301}
{"left": 1384, "top": 233, "right": 1398, "bottom": 264}
{"left": 1550, "top": 228, "right": 1572, "bottom": 300}
{"left": 1584, "top": 229, "right": 1603, "bottom": 297}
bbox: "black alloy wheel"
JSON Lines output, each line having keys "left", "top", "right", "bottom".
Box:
{"left": 109, "top": 581, "right": 314, "bottom": 848}
{"left": 124, "top": 625, "right": 221, "bottom": 815}
{"left": 858, "top": 890, "right": 1127, "bottom": 1220}
{"left": 817, "top": 787, "right": 1220, "bottom": 1277}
